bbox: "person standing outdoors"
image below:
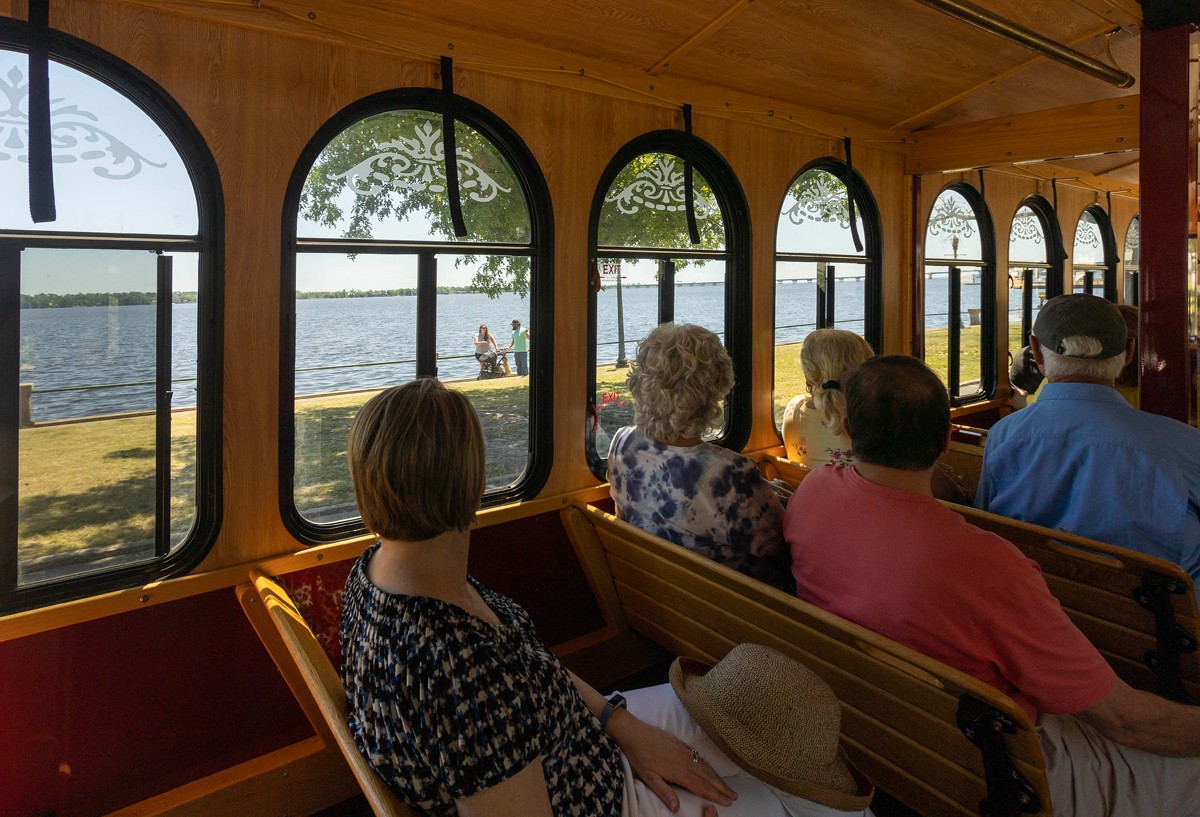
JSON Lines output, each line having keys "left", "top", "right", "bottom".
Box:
{"left": 508, "top": 319, "right": 530, "bottom": 377}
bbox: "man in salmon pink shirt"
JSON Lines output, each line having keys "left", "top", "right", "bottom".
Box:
{"left": 785, "top": 355, "right": 1200, "bottom": 817}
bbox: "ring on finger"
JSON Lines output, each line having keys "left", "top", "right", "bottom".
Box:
{"left": 691, "top": 748, "right": 701, "bottom": 764}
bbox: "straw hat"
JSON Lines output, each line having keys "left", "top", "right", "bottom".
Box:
{"left": 669, "top": 643, "right": 874, "bottom": 811}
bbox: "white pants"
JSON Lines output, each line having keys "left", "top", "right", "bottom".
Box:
{"left": 1039, "top": 713, "right": 1200, "bottom": 817}
{"left": 617, "top": 684, "right": 874, "bottom": 817}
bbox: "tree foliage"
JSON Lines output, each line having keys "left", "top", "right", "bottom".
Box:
{"left": 20, "top": 291, "right": 198, "bottom": 308}
{"left": 596, "top": 153, "right": 725, "bottom": 255}
{"left": 299, "top": 110, "right": 730, "bottom": 296}
{"left": 299, "top": 110, "right": 532, "bottom": 298}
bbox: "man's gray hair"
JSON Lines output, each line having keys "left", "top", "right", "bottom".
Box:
{"left": 1041, "top": 335, "right": 1125, "bottom": 382}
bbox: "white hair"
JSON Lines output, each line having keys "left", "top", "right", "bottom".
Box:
{"left": 1040, "top": 335, "right": 1125, "bottom": 382}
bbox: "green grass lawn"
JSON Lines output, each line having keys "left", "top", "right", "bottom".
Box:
{"left": 18, "top": 412, "right": 196, "bottom": 563}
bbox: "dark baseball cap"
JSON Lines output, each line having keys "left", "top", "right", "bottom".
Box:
{"left": 1033, "top": 294, "right": 1128, "bottom": 358}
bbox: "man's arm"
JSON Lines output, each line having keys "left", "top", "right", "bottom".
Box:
{"left": 1075, "top": 678, "right": 1200, "bottom": 756}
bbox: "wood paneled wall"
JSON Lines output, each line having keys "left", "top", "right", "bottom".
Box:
{"left": 917, "top": 168, "right": 1139, "bottom": 390}
{"left": 10, "top": 1, "right": 907, "bottom": 570}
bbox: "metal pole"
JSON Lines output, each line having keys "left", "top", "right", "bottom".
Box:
{"left": 912, "top": 0, "right": 1135, "bottom": 88}
{"left": 615, "top": 266, "right": 628, "bottom": 368}
{"left": 1021, "top": 267, "right": 1033, "bottom": 347}
{"left": 155, "top": 254, "right": 173, "bottom": 557}
{"left": 1138, "top": 23, "right": 1192, "bottom": 421}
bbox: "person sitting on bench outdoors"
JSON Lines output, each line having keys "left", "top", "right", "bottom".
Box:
{"left": 977, "top": 294, "right": 1200, "bottom": 600}
{"left": 607, "top": 322, "right": 791, "bottom": 590}
{"left": 339, "top": 378, "right": 875, "bottom": 817}
{"left": 472, "top": 323, "right": 499, "bottom": 373}
{"left": 784, "top": 355, "right": 1200, "bottom": 817}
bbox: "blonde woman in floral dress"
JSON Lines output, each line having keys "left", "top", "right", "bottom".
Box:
{"left": 781, "top": 329, "right": 874, "bottom": 468}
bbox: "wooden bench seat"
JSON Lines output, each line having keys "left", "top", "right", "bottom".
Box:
{"left": 564, "top": 504, "right": 1052, "bottom": 817}
{"left": 237, "top": 569, "right": 417, "bottom": 817}
{"left": 753, "top": 454, "right": 1200, "bottom": 703}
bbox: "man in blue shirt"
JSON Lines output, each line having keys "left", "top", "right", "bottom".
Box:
{"left": 978, "top": 294, "right": 1200, "bottom": 599}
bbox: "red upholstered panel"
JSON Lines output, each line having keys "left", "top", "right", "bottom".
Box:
{"left": 470, "top": 511, "right": 606, "bottom": 646}
{"left": 0, "top": 591, "right": 312, "bottom": 817}
{"left": 277, "top": 510, "right": 608, "bottom": 672}
{"left": 278, "top": 559, "right": 354, "bottom": 671}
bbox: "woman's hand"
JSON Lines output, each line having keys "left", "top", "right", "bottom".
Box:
{"left": 606, "top": 708, "right": 736, "bottom": 814}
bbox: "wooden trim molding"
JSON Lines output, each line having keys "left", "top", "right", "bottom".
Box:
{"left": 104, "top": 738, "right": 358, "bottom": 817}
{"left": 907, "top": 97, "right": 1140, "bottom": 174}
{"left": 0, "top": 484, "right": 612, "bottom": 645}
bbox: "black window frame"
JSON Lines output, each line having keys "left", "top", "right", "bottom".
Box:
{"left": 923, "top": 181, "right": 997, "bottom": 406}
{"left": 774, "top": 158, "right": 883, "bottom": 351}
{"left": 1007, "top": 195, "right": 1064, "bottom": 349}
{"left": 0, "top": 20, "right": 224, "bottom": 614}
{"left": 585, "top": 131, "right": 751, "bottom": 479}
{"left": 1072, "top": 204, "right": 1118, "bottom": 302}
{"left": 280, "top": 88, "right": 554, "bottom": 545}
{"left": 772, "top": 157, "right": 882, "bottom": 435}
{"left": 1124, "top": 214, "right": 1140, "bottom": 306}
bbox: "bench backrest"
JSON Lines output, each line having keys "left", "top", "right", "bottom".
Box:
{"left": 566, "top": 504, "right": 1052, "bottom": 817}
{"left": 238, "top": 570, "right": 417, "bottom": 817}
{"left": 950, "top": 505, "right": 1200, "bottom": 703}
{"left": 754, "top": 454, "right": 1200, "bottom": 702}
{"left": 941, "top": 440, "right": 985, "bottom": 496}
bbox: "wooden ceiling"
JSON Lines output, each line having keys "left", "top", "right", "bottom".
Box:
{"left": 113, "top": 0, "right": 1185, "bottom": 189}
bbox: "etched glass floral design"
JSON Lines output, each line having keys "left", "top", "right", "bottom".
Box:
{"left": 1009, "top": 205, "right": 1047, "bottom": 263}
{"left": 0, "top": 50, "right": 195, "bottom": 234}
{"left": 926, "top": 189, "right": 981, "bottom": 261}
{"left": 298, "top": 109, "right": 530, "bottom": 245}
{"left": 1124, "top": 215, "right": 1139, "bottom": 268}
{"left": 1073, "top": 210, "right": 1104, "bottom": 265}
{"left": 596, "top": 153, "right": 724, "bottom": 250}
{"left": 777, "top": 169, "right": 866, "bottom": 255}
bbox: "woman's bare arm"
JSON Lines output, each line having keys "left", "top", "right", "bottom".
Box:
{"left": 454, "top": 757, "right": 554, "bottom": 817}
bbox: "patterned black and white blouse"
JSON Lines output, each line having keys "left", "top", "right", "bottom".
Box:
{"left": 607, "top": 426, "right": 791, "bottom": 590}
{"left": 341, "top": 544, "right": 623, "bottom": 817}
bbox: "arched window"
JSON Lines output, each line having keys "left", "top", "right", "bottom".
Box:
{"left": 1007, "top": 197, "right": 1062, "bottom": 351}
{"left": 0, "top": 26, "right": 222, "bottom": 613}
{"left": 586, "top": 133, "right": 749, "bottom": 477}
{"left": 282, "top": 90, "right": 552, "bottom": 542}
{"left": 773, "top": 160, "right": 881, "bottom": 430}
{"left": 1072, "top": 206, "right": 1117, "bottom": 301}
{"left": 923, "top": 184, "right": 996, "bottom": 405}
{"left": 1124, "top": 215, "right": 1140, "bottom": 306}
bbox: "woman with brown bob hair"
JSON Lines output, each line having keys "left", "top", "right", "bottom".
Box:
{"left": 340, "top": 379, "right": 866, "bottom": 817}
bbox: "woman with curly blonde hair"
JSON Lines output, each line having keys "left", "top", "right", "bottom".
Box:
{"left": 781, "top": 329, "right": 874, "bottom": 468}
{"left": 608, "top": 323, "right": 789, "bottom": 590}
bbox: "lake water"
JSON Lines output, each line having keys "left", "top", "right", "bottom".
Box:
{"left": 19, "top": 275, "right": 996, "bottom": 421}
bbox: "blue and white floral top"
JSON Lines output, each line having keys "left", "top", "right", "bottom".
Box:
{"left": 607, "top": 426, "right": 790, "bottom": 590}
{"left": 341, "top": 544, "right": 623, "bottom": 817}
